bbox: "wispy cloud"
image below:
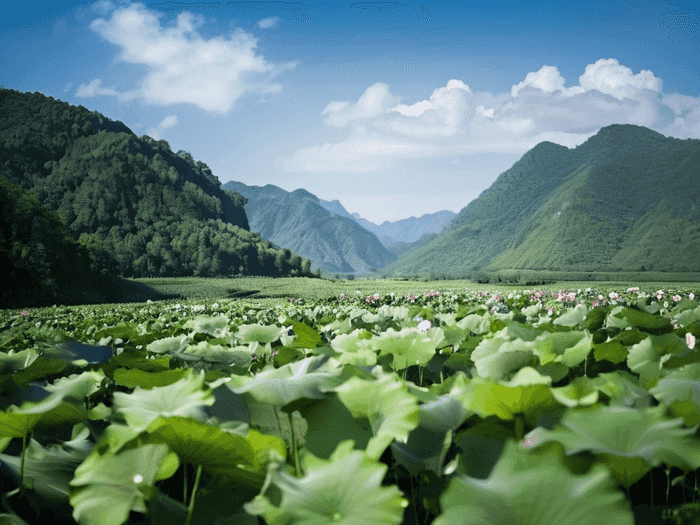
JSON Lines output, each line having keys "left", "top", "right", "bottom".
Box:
{"left": 75, "top": 2, "right": 296, "bottom": 113}
{"left": 146, "top": 114, "right": 178, "bottom": 139}
{"left": 257, "top": 16, "right": 280, "bottom": 29}
{"left": 285, "top": 58, "right": 700, "bottom": 173}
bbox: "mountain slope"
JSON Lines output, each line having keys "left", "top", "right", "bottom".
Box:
{"left": 384, "top": 124, "right": 700, "bottom": 276}
{"left": 0, "top": 87, "right": 312, "bottom": 279}
{"left": 224, "top": 182, "right": 397, "bottom": 273}
{"left": 318, "top": 199, "right": 456, "bottom": 245}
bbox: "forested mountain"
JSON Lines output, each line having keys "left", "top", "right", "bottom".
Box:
{"left": 223, "top": 181, "right": 396, "bottom": 274}
{"left": 318, "top": 199, "right": 456, "bottom": 247}
{"left": 383, "top": 124, "right": 700, "bottom": 277}
{"left": 0, "top": 87, "right": 314, "bottom": 292}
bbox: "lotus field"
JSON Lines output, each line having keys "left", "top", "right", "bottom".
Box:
{"left": 2, "top": 285, "right": 700, "bottom": 524}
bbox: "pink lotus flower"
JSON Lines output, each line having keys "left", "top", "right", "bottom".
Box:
{"left": 609, "top": 292, "right": 619, "bottom": 301}
{"left": 690, "top": 293, "right": 695, "bottom": 301}
{"left": 417, "top": 320, "right": 431, "bottom": 332}
{"left": 673, "top": 295, "right": 682, "bottom": 303}
{"left": 339, "top": 293, "right": 345, "bottom": 300}
{"left": 687, "top": 333, "right": 696, "bottom": 350}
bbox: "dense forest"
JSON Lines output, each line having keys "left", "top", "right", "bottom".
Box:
{"left": 0, "top": 88, "right": 315, "bottom": 306}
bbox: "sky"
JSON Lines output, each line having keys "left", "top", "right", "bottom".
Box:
{"left": 1, "top": 0, "right": 699, "bottom": 224}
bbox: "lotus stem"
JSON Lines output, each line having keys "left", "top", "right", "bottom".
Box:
{"left": 184, "top": 464, "right": 203, "bottom": 525}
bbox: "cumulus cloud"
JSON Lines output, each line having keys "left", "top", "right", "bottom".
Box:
{"left": 146, "top": 114, "right": 178, "bottom": 139}
{"left": 257, "top": 16, "right": 280, "bottom": 29}
{"left": 75, "top": 78, "right": 122, "bottom": 98}
{"left": 76, "top": 2, "right": 295, "bottom": 113}
{"left": 285, "top": 58, "right": 700, "bottom": 173}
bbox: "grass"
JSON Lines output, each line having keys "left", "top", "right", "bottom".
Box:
{"left": 127, "top": 276, "right": 700, "bottom": 304}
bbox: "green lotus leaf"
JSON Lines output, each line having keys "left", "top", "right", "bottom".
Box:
{"left": 366, "top": 327, "right": 441, "bottom": 371}
{"left": 455, "top": 367, "right": 555, "bottom": 421}
{"left": 649, "top": 363, "right": 700, "bottom": 426}
{"left": 674, "top": 307, "right": 700, "bottom": 327}
{"left": 181, "top": 341, "right": 253, "bottom": 366}
{"left": 0, "top": 348, "right": 40, "bottom": 373}
{"left": 532, "top": 331, "right": 592, "bottom": 368}
{"left": 434, "top": 440, "right": 633, "bottom": 525}
{"left": 112, "top": 370, "right": 214, "bottom": 434}
{"left": 236, "top": 323, "right": 284, "bottom": 344}
{"left": 418, "top": 395, "right": 470, "bottom": 433}
{"left": 147, "top": 416, "right": 265, "bottom": 488}
{"left": 550, "top": 376, "right": 599, "bottom": 407}
{"left": 183, "top": 314, "right": 231, "bottom": 337}
{"left": 522, "top": 404, "right": 700, "bottom": 487}
{"left": 588, "top": 370, "right": 651, "bottom": 407}
{"left": 113, "top": 368, "right": 188, "bottom": 389}
{"left": 291, "top": 322, "right": 322, "bottom": 349}
{"left": 145, "top": 334, "right": 190, "bottom": 355}
{"left": 471, "top": 336, "right": 536, "bottom": 380}
{"left": 244, "top": 440, "right": 407, "bottom": 525}
{"left": 334, "top": 368, "right": 420, "bottom": 460}
{"left": 227, "top": 355, "right": 344, "bottom": 407}
{"left": 70, "top": 444, "right": 170, "bottom": 525}
{"left": 0, "top": 435, "right": 91, "bottom": 504}
{"left": 457, "top": 314, "right": 491, "bottom": 335}
{"left": 553, "top": 304, "right": 588, "bottom": 327}
{"left": 330, "top": 329, "right": 377, "bottom": 367}
{"left": 613, "top": 308, "right": 673, "bottom": 334}
{"left": 42, "top": 370, "right": 106, "bottom": 402}
{"left": 593, "top": 340, "right": 628, "bottom": 364}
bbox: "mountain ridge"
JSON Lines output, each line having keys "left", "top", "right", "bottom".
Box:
{"left": 223, "top": 181, "right": 396, "bottom": 274}
{"left": 383, "top": 123, "right": 700, "bottom": 276}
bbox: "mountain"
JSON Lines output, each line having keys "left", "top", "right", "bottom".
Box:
{"left": 0, "top": 87, "right": 314, "bottom": 284}
{"left": 382, "top": 124, "right": 700, "bottom": 277}
{"left": 223, "top": 182, "right": 396, "bottom": 274}
{"left": 318, "top": 199, "right": 456, "bottom": 246}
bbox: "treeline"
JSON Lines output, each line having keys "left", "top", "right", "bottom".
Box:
{"left": 0, "top": 174, "right": 123, "bottom": 307}
{"left": 0, "top": 87, "right": 315, "bottom": 306}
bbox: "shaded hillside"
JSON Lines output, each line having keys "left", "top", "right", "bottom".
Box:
{"left": 223, "top": 182, "right": 396, "bottom": 273}
{"left": 0, "top": 88, "right": 312, "bottom": 279}
{"left": 0, "top": 175, "right": 122, "bottom": 308}
{"left": 384, "top": 124, "right": 700, "bottom": 276}
{"left": 319, "top": 199, "right": 456, "bottom": 245}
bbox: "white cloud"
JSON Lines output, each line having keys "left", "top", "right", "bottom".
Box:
{"left": 285, "top": 58, "right": 700, "bottom": 174}
{"left": 79, "top": 2, "right": 295, "bottom": 113}
{"left": 146, "top": 114, "right": 178, "bottom": 139}
{"left": 322, "top": 83, "right": 399, "bottom": 127}
{"left": 257, "top": 16, "right": 280, "bottom": 29}
{"left": 75, "top": 78, "right": 122, "bottom": 98}
{"left": 578, "top": 58, "right": 662, "bottom": 100}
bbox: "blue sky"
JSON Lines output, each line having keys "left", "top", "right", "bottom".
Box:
{"left": 2, "top": 1, "right": 699, "bottom": 223}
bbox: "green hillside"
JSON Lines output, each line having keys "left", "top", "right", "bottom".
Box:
{"left": 0, "top": 174, "right": 124, "bottom": 308}
{"left": 0, "top": 88, "right": 314, "bottom": 285}
{"left": 223, "top": 181, "right": 397, "bottom": 274}
{"left": 384, "top": 124, "right": 700, "bottom": 277}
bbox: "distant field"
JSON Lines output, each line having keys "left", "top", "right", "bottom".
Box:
{"left": 126, "top": 276, "right": 700, "bottom": 305}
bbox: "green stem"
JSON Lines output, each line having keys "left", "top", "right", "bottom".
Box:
{"left": 19, "top": 433, "right": 27, "bottom": 498}
{"left": 514, "top": 414, "right": 524, "bottom": 442}
{"left": 183, "top": 463, "right": 188, "bottom": 503}
{"left": 419, "top": 365, "right": 423, "bottom": 387}
{"left": 289, "top": 412, "right": 301, "bottom": 477}
{"left": 666, "top": 468, "right": 671, "bottom": 510}
{"left": 184, "top": 465, "right": 203, "bottom": 525}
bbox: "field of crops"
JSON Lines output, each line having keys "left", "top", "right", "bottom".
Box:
{"left": 1, "top": 281, "right": 700, "bottom": 524}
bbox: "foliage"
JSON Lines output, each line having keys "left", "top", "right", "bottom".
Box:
{"left": 0, "top": 88, "right": 314, "bottom": 287}
{"left": 0, "top": 284, "right": 699, "bottom": 523}
{"left": 385, "top": 124, "right": 700, "bottom": 277}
